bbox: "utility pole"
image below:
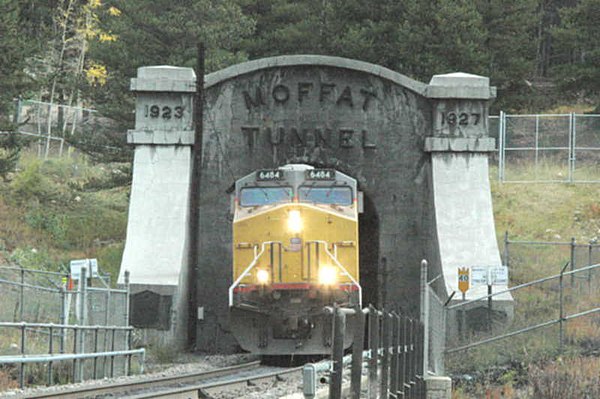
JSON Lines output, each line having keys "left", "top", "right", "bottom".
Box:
{"left": 188, "top": 42, "right": 205, "bottom": 349}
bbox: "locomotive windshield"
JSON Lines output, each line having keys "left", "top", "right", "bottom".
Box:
{"left": 298, "top": 186, "right": 353, "bottom": 206}
{"left": 240, "top": 187, "right": 293, "bottom": 206}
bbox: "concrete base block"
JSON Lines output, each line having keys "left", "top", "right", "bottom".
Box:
{"left": 426, "top": 376, "right": 452, "bottom": 399}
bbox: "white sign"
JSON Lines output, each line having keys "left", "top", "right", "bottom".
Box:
{"left": 471, "top": 266, "right": 508, "bottom": 286}
{"left": 70, "top": 258, "right": 99, "bottom": 280}
{"left": 491, "top": 266, "right": 509, "bottom": 285}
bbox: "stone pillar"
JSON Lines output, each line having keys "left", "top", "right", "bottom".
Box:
{"left": 118, "top": 66, "right": 196, "bottom": 348}
{"left": 424, "top": 72, "right": 513, "bottom": 337}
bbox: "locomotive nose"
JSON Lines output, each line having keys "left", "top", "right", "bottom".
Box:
{"left": 287, "top": 209, "right": 303, "bottom": 233}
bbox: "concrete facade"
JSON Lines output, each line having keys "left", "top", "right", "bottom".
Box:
{"left": 119, "top": 66, "right": 195, "bottom": 348}
{"left": 120, "top": 56, "right": 512, "bottom": 351}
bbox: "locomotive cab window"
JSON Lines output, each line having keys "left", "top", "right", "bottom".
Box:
{"left": 239, "top": 187, "right": 293, "bottom": 207}
{"left": 298, "top": 186, "right": 353, "bottom": 206}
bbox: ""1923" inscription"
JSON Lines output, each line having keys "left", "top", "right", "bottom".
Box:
{"left": 144, "top": 105, "right": 185, "bottom": 120}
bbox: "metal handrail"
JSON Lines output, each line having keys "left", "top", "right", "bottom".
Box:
{"left": 0, "top": 322, "right": 133, "bottom": 330}
{"left": 307, "top": 240, "right": 362, "bottom": 306}
{"left": 0, "top": 348, "right": 145, "bottom": 365}
{"left": 228, "top": 241, "right": 282, "bottom": 307}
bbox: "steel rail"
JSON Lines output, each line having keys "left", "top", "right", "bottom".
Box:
{"left": 127, "top": 364, "right": 304, "bottom": 398}
{"left": 24, "top": 360, "right": 262, "bottom": 399}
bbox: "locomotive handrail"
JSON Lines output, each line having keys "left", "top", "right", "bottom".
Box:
{"left": 306, "top": 240, "right": 362, "bottom": 306}
{"left": 229, "top": 241, "right": 282, "bottom": 307}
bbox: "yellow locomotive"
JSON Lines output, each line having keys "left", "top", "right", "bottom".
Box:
{"left": 229, "top": 164, "right": 361, "bottom": 354}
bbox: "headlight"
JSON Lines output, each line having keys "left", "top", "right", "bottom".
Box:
{"left": 287, "top": 210, "right": 303, "bottom": 233}
{"left": 318, "top": 266, "right": 338, "bottom": 285}
{"left": 256, "top": 269, "right": 270, "bottom": 284}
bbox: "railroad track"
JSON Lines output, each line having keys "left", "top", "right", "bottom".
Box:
{"left": 24, "top": 360, "right": 303, "bottom": 399}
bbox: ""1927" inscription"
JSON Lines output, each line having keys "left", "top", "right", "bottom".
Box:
{"left": 440, "top": 112, "right": 480, "bottom": 126}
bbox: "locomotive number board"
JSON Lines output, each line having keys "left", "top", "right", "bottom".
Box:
{"left": 306, "top": 169, "right": 335, "bottom": 180}
{"left": 256, "top": 169, "right": 284, "bottom": 181}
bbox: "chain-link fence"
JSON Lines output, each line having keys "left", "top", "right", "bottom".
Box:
{"left": 0, "top": 265, "right": 141, "bottom": 387}
{"left": 502, "top": 233, "right": 600, "bottom": 284}
{"left": 491, "top": 113, "right": 600, "bottom": 183}
{"left": 13, "top": 99, "right": 100, "bottom": 159}
{"left": 427, "top": 285, "right": 446, "bottom": 376}
{"left": 443, "top": 237, "right": 600, "bottom": 374}
{"left": 11, "top": 98, "right": 128, "bottom": 162}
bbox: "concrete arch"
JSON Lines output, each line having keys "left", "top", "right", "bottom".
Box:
{"left": 121, "top": 56, "right": 511, "bottom": 352}
{"left": 204, "top": 55, "right": 428, "bottom": 96}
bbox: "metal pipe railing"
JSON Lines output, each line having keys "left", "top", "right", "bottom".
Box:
{"left": 228, "top": 241, "right": 282, "bottom": 306}
{"left": 307, "top": 305, "right": 426, "bottom": 399}
{"left": 307, "top": 240, "right": 362, "bottom": 306}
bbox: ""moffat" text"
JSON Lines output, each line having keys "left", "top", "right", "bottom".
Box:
{"left": 242, "top": 82, "right": 377, "bottom": 111}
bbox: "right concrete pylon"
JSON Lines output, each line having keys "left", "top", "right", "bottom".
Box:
{"left": 425, "top": 72, "right": 514, "bottom": 333}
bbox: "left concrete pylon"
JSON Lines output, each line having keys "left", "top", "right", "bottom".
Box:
{"left": 118, "top": 66, "right": 196, "bottom": 348}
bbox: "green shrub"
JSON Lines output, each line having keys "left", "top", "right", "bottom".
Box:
{"left": 10, "top": 159, "right": 60, "bottom": 203}
{"left": 24, "top": 208, "right": 67, "bottom": 243}
{"left": 95, "top": 243, "right": 125, "bottom": 285}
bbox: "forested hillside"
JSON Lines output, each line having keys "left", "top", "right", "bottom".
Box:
{"left": 1, "top": 0, "right": 599, "bottom": 130}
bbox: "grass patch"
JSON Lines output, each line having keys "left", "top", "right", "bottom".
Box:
{"left": 0, "top": 154, "right": 130, "bottom": 280}
{"left": 449, "top": 162, "right": 600, "bottom": 397}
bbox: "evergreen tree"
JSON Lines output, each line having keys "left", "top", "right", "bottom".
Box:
{"left": 83, "top": 0, "right": 255, "bottom": 152}
{"left": 476, "top": 0, "right": 538, "bottom": 110}
{"left": 0, "top": 0, "right": 35, "bottom": 123}
{"left": 0, "top": 0, "right": 43, "bottom": 177}
{"left": 551, "top": 0, "right": 600, "bottom": 101}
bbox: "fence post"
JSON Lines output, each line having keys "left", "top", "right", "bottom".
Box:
{"left": 19, "top": 322, "right": 26, "bottom": 388}
{"left": 421, "top": 323, "right": 427, "bottom": 397}
{"left": 330, "top": 305, "right": 345, "bottom": 399}
{"left": 124, "top": 270, "right": 131, "bottom": 375}
{"left": 419, "top": 260, "right": 429, "bottom": 378}
{"left": 390, "top": 312, "right": 399, "bottom": 397}
{"left": 588, "top": 241, "right": 593, "bottom": 293}
{"left": 570, "top": 237, "right": 576, "bottom": 288}
{"left": 47, "top": 324, "right": 54, "bottom": 385}
{"left": 20, "top": 266, "right": 25, "bottom": 321}
{"left": 399, "top": 316, "right": 407, "bottom": 398}
{"left": 570, "top": 112, "right": 576, "bottom": 182}
{"left": 93, "top": 327, "right": 99, "bottom": 379}
{"left": 535, "top": 114, "right": 539, "bottom": 169}
{"left": 13, "top": 97, "right": 21, "bottom": 124}
{"left": 351, "top": 305, "right": 365, "bottom": 399}
{"left": 380, "top": 311, "right": 391, "bottom": 398}
{"left": 559, "top": 262, "right": 569, "bottom": 354}
{"left": 412, "top": 321, "right": 419, "bottom": 398}
{"left": 77, "top": 267, "right": 88, "bottom": 382}
{"left": 504, "top": 231, "right": 510, "bottom": 268}
{"left": 368, "top": 305, "right": 379, "bottom": 399}
{"left": 498, "top": 110, "right": 504, "bottom": 182}
{"left": 103, "top": 285, "right": 111, "bottom": 377}
{"left": 405, "top": 320, "right": 411, "bottom": 399}
{"left": 60, "top": 283, "right": 67, "bottom": 354}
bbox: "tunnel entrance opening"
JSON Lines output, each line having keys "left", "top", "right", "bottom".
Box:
{"left": 358, "top": 191, "right": 380, "bottom": 309}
